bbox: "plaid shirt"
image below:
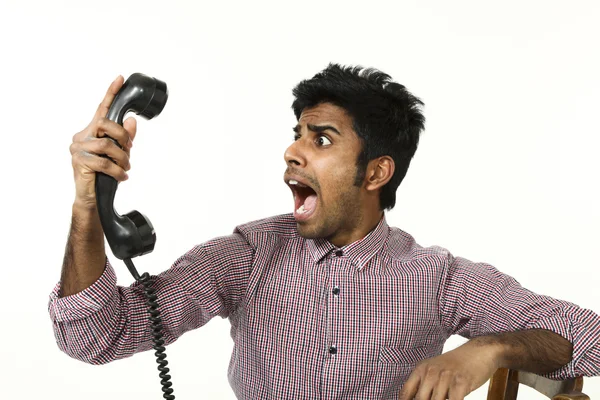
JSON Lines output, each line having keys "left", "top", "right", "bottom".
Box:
{"left": 49, "top": 213, "right": 600, "bottom": 399}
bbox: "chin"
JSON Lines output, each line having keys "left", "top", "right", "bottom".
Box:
{"left": 295, "top": 220, "right": 334, "bottom": 241}
{"left": 295, "top": 222, "right": 322, "bottom": 239}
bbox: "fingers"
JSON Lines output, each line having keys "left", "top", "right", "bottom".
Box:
{"left": 399, "top": 372, "right": 420, "bottom": 400}
{"left": 414, "top": 367, "right": 437, "bottom": 399}
{"left": 71, "top": 137, "right": 130, "bottom": 171}
{"left": 95, "top": 117, "right": 133, "bottom": 149}
{"left": 94, "top": 75, "right": 124, "bottom": 120}
{"left": 431, "top": 370, "right": 451, "bottom": 400}
{"left": 123, "top": 116, "right": 137, "bottom": 142}
{"left": 72, "top": 151, "right": 129, "bottom": 182}
{"left": 448, "top": 377, "right": 470, "bottom": 400}
{"left": 400, "top": 366, "right": 469, "bottom": 400}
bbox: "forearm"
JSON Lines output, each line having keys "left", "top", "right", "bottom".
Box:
{"left": 472, "top": 329, "right": 573, "bottom": 375}
{"left": 59, "top": 202, "right": 107, "bottom": 297}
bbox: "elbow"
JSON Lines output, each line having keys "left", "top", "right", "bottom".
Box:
{"left": 53, "top": 323, "right": 123, "bottom": 366}
{"left": 55, "top": 338, "right": 115, "bottom": 366}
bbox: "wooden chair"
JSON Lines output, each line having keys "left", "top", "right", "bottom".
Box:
{"left": 487, "top": 368, "right": 590, "bottom": 400}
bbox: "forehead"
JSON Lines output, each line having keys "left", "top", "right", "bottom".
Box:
{"left": 298, "top": 102, "right": 353, "bottom": 129}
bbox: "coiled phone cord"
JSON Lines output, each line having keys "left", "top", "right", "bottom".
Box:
{"left": 125, "top": 258, "right": 176, "bottom": 400}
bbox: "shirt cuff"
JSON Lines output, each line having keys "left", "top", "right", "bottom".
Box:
{"left": 48, "top": 260, "right": 117, "bottom": 323}
{"left": 527, "top": 306, "right": 600, "bottom": 378}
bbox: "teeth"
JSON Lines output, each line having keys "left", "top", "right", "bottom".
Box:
{"left": 289, "top": 179, "right": 308, "bottom": 188}
{"left": 296, "top": 204, "right": 306, "bottom": 214}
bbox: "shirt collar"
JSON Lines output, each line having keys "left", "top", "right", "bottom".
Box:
{"left": 306, "top": 215, "right": 389, "bottom": 270}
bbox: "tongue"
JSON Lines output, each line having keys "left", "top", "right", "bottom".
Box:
{"left": 304, "top": 194, "right": 317, "bottom": 211}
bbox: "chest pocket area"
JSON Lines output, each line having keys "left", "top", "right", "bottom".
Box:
{"left": 376, "top": 346, "right": 433, "bottom": 399}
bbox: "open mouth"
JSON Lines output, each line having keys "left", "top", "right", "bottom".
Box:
{"left": 287, "top": 178, "right": 318, "bottom": 221}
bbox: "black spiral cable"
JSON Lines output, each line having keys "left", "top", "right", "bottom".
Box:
{"left": 125, "top": 258, "right": 175, "bottom": 399}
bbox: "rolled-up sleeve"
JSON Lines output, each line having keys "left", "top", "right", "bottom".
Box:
{"left": 438, "top": 252, "right": 600, "bottom": 378}
{"left": 48, "top": 232, "right": 253, "bottom": 365}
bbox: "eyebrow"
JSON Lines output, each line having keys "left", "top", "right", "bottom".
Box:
{"left": 293, "top": 123, "right": 341, "bottom": 135}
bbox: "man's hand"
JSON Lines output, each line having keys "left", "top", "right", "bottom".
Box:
{"left": 399, "top": 339, "right": 503, "bottom": 400}
{"left": 69, "top": 75, "right": 136, "bottom": 210}
{"left": 60, "top": 76, "right": 138, "bottom": 297}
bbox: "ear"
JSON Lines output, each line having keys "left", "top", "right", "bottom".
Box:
{"left": 364, "top": 156, "right": 395, "bottom": 192}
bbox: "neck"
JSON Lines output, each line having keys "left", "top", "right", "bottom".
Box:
{"left": 328, "top": 209, "right": 384, "bottom": 247}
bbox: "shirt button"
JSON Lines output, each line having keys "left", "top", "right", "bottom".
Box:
{"left": 332, "top": 286, "right": 340, "bottom": 295}
{"left": 328, "top": 345, "right": 337, "bottom": 355}
{"left": 335, "top": 250, "right": 343, "bottom": 257}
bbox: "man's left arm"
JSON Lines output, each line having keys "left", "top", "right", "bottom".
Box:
{"left": 400, "top": 252, "right": 600, "bottom": 400}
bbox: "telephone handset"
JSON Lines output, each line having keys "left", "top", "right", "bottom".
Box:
{"left": 96, "top": 73, "right": 167, "bottom": 264}
{"left": 95, "top": 73, "right": 175, "bottom": 399}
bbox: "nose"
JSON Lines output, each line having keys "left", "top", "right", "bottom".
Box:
{"left": 284, "top": 139, "right": 307, "bottom": 168}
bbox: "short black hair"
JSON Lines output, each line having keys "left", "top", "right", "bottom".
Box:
{"left": 291, "top": 63, "right": 425, "bottom": 210}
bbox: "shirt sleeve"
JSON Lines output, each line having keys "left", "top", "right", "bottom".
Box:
{"left": 48, "top": 232, "right": 253, "bottom": 365}
{"left": 438, "top": 251, "right": 600, "bottom": 379}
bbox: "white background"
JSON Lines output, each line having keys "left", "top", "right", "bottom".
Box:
{"left": 0, "top": 0, "right": 598, "bottom": 398}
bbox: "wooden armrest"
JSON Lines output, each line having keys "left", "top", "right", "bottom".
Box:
{"left": 488, "top": 368, "right": 590, "bottom": 400}
{"left": 553, "top": 393, "right": 590, "bottom": 400}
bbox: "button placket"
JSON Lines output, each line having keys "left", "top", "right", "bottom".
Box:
{"left": 327, "top": 251, "right": 345, "bottom": 359}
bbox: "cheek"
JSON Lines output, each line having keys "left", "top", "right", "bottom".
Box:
{"left": 314, "top": 158, "right": 358, "bottom": 203}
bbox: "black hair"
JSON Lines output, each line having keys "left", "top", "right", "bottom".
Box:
{"left": 291, "top": 63, "right": 425, "bottom": 210}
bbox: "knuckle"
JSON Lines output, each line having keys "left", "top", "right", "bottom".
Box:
{"left": 425, "top": 365, "right": 439, "bottom": 377}
{"left": 98, "top": 138, "right": 112, "bottom": 150}
{"left": 96, "top": 117, "right": 108, "bottom": 129}
{"left": 452, "top": 374, "right": 467, "bottom": 386}
{"left": 440, "top": 369, "right": 452, "bottom": 379}
{"left": 98, "top": 157, "right": 111, "bottom": 171}
{"left": 72, "top": 151, "right": 83, "bottom": 163}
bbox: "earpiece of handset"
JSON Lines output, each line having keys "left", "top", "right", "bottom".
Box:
{"left": 95, "top": 73, "right": 168, "bottom": 260}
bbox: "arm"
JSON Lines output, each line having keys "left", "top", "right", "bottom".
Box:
{"left": 50, "top": 232, "right": 253, "bottom": 364}
{"left": 400, "top": 252, "right": 600, "bottom": 400}
{"left": 438, "top": 254, "right": 600, "bottom": 378}
{"left": 399, "top": 328, "right": 573, "bottom": 400}
{"left": 60, "top": 75, "right": 133, "bottom": 297}
{"left": 476, "top": 328, "right": 573, "bottom": 374}
{"left": 51, "top": 77, "right": 253, "bottom": 364}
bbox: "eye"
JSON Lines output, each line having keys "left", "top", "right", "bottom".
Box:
{"left": 293, "top": 133, "right": 301, "bottom": 141}
{"left": 316, "top": 135, "right": 332, "bottom": 146}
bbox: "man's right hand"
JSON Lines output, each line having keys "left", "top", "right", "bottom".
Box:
{"left": 69, "top": 75, "right": 136, "bottom": 210}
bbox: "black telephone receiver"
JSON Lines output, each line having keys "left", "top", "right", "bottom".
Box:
{"left": 96, "top": 73, "right": 168, "bottom": 263}
{"left": 95, "top": 73, "right": 175, "bottom": 399}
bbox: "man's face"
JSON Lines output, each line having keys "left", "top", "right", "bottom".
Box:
{"left": 283, "top": 102, "right": 367, "bottom": 245}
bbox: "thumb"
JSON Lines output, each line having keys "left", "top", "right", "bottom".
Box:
{"left": 123, "top": 116, "right": 137, "bottom": 143}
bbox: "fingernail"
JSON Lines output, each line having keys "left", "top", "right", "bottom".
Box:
{"left": 128, "top": 138, "right": 133, "bottom": 148}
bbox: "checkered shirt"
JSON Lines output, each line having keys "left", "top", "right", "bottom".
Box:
{"left": 48, "top": 213, "right": 600, "bottom": 399}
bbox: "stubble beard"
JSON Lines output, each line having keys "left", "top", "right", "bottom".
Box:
{"left": 296, "top": 186, "right": 362, "bottom": 242}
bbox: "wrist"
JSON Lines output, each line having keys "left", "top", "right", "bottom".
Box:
{"left": 73, "top": 198, "right": 97, "bottom": 213}
{"left": 71, "top": 200, "right": 104, "bottom": 242}
{"left": 469, "top": 335, "right": 510, "bottom": 369}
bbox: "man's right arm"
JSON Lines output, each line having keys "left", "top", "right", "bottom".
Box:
{"left": 60, "top": 203, "right": 106, "bottom": 297}
{"left": 60, "top": 75, "right": 132, "bottom": 297}
{"left": 50, "top": 232, "right": 253, "bottom": 364}
{"left": 50, "top": 77, "right": 254, "bottom": 364}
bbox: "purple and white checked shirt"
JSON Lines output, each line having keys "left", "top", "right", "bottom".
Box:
{"left": 49, "top": 214, "right": 600, "bottom": 399}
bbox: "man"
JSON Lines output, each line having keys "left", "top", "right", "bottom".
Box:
{"left": 49, "top": 64, "right": 600, "bottom": 399}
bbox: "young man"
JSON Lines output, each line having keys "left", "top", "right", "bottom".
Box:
{"left": 49, "top": 64, "right": 600, "bottom": 399}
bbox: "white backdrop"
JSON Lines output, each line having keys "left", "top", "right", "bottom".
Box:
{"left": 1, "top": 0, "right": 598, "bottom": 399}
